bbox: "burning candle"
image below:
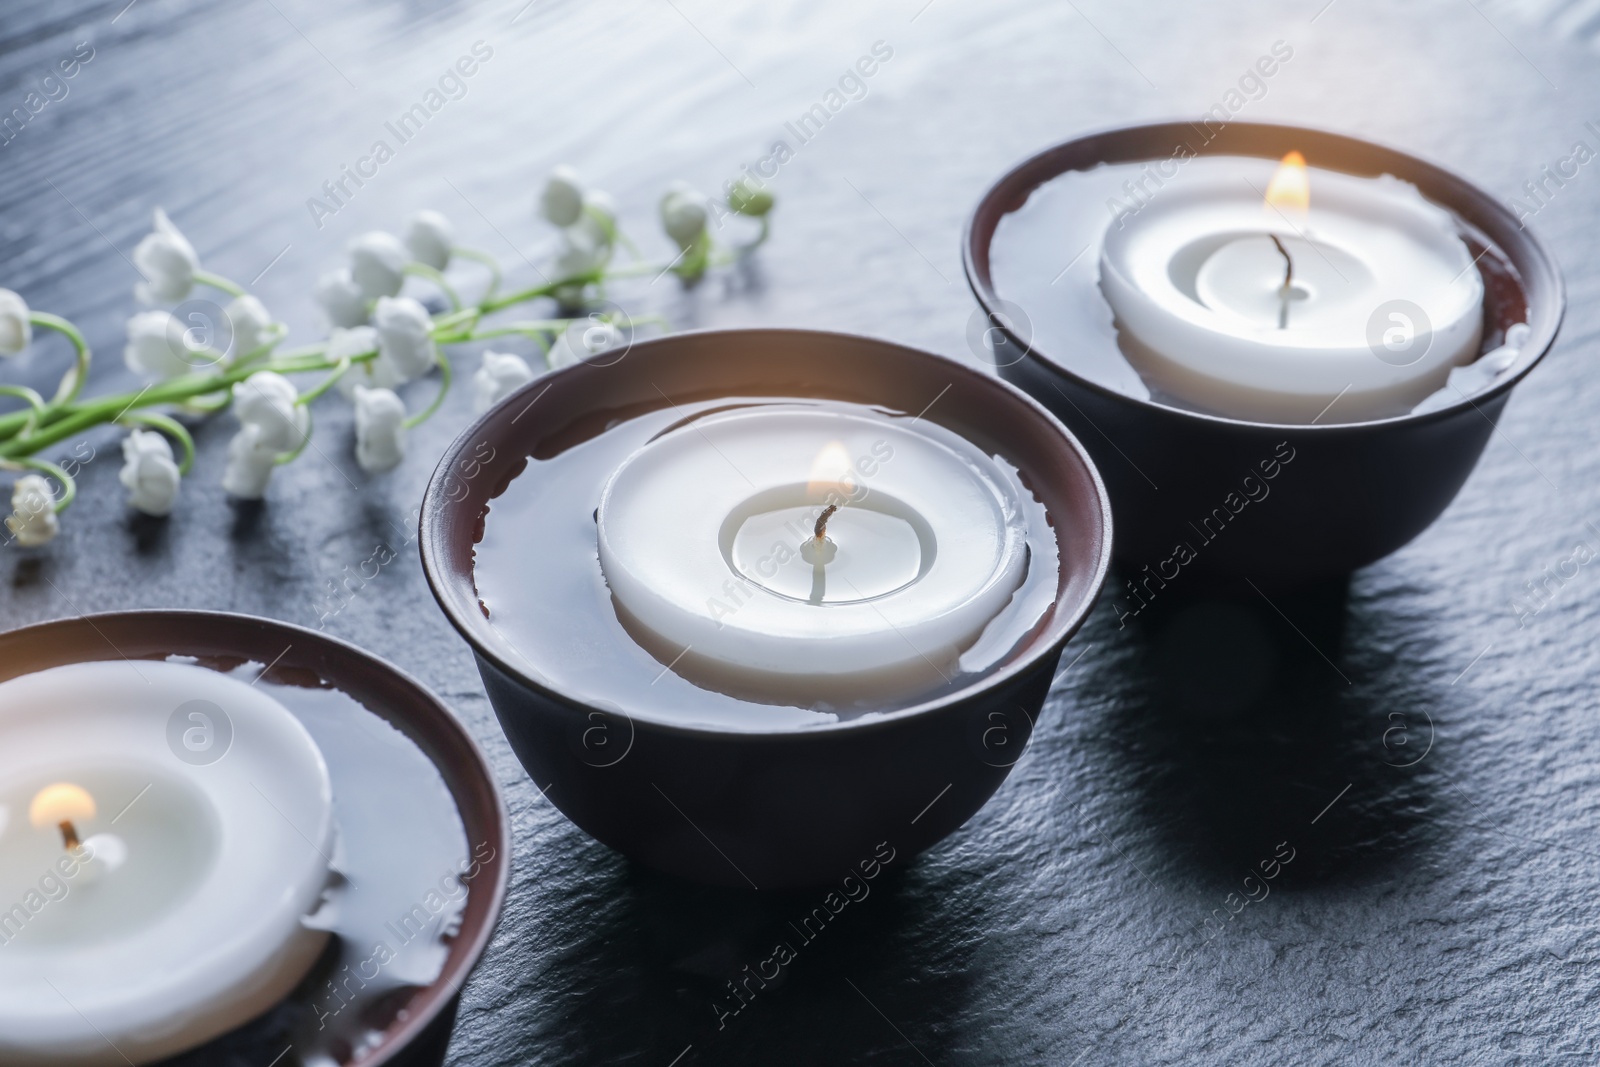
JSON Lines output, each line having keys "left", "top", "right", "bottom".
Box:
{"left": 595, "top": 405, "right": 1031, "bottom": 699}
{"left": 0, "top": 661, "right": 336, "bottom": 1066}
{"left": 27, "top": 783, "right": 127, "bottom": 885}
{"left": 1098, "top": 151, "right": 1485, "bottom": 422}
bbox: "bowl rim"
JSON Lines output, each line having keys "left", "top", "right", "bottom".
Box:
{"left": 0, "top": 609, "right": 510, "bottom": 1067}
{"left": 419, "top": 326, "right": 1114, "bottom": 741}
{"left": 961, "top": 118, "right": 1568, "bottom": 433}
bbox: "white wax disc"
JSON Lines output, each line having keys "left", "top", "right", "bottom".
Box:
{"left": 596, "top": 406, "right": 1029, "bottom": 694}
{"left": 1098, "top": 159, "right": 1484, "bottom": 423}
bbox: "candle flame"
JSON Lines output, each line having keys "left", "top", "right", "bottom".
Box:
{"left": 30, "top": 783, "right": 96, "bottom": 829}
{"left": 806, "top": 441, "right": 855, "bottom": 499}
{"left": 1264, "top": 151, "right": 1310, "bottom": 217}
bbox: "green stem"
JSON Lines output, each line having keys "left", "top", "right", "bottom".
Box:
{"left": 269, "top": 342, "right": 332, "bottom": 362}
{"left": 453, "top": 247, "right": 502, "bottom": 299}
{"left": 118, "top": 411, "right": 196, "bottom": 475}
{"left": 178, "top": 391, "right": 233, "bottom": 416}
{"left": 0, "top": 386, "right": 47, "bottom": 435}
{"left": 431, "top": 308, "right": 482, "bottom": 336}
{"left": 29, "top": 313, "right": 91, "bottom": 408}
{"left": 604, "top": 258, "right": 680, "bottom": 280}
{"left": 404, "top": 263, "right": 462, "bottom": 312}
{"left": 298, "top": 358, "right": 354, "bottom": 405}
{"left": 0, "top": 349, "right": 351, "bottom": 459}
{"left": 466, "top": 319, "right": 581, "bottom": 341}
{"left": 674, "top": 235, "right": 712, "bottom": 280}
{"left": 0, "top": 402, "right": 70, "bottom": 441}
{"left": 12, "top": 457, "right": 76, "bottom": 513}
{"left": 403, "top": 352, "right": 453, "bottom": 429}
{"left": 193, "top": 270, "right": 246, "bottom": 298}
{"left": 479, "top": 275, "right": 590, "bottom": 313}
{"left": 275, "top": 406, "right": 313, "bottom": 465}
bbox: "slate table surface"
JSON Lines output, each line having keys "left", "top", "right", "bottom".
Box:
{"left": 3, "top": 0, "right": 1599, "bottom": 1063}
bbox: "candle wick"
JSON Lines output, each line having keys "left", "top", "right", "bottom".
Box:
{"left": 1269, "top": 234, "right": 1294, "bottom": 288}
{"left": 804, "top": 505, "right": 839, "bottom": 604}
{"left": 813, "top": 504, "right": 839, "bottom": 542}
{"left": 1269, "top": 234, "right": 1294, "bottom": 330}
{"left": 59, "top": 820, "right": 80, "bottom": 851}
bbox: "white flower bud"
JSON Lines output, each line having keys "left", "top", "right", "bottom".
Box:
{"left": 224, "top": 295, "right": 273, "bottom": 360}
{"left": 118, "top": 429, "right": 180, "bottom": 517}
{"left": 353, "top": 385, "right": 406, "bottom": 473}
{"left": 0, "top": 289, "right": 31, "bottom": 356}
{"left": 5, "top": 475, "right": 59, "bottom": 547}
{"left": 549, "top": 191, "right": 618, "bottom": 285}
{"left": 124, "top": 310, "right": 196, "bottom": 378}
{"left": 372, "top": 296, "right": 436, "bottom": 382}
{"left": 548, "top": 318, "right": 624, "bottom": 369}
{"left": 540, "top": 166, "right": 585, "bottom": 227}
{"left": 315, "top": 268, "right": 369, "bottom": 328}
{"left": 726, "top": 175, "right": 775, "bottom": 218}
{"left": 348, "top": 231, "right": 409, "bottom": 301}
{"left": 329, "top": 326, "right": 395, "bottom": 398}
{"left": 133, "top": 208, "right": 199, "bottom": 305}
{"left": 472, "top": 350, "right": 536, "bottom": 413}
{"left": 221, "top": 424, "right": 277, "bottom": 500}
{"left": 660, "top": 183, "right": 708, "bottom": 250}
{"left": 232, "top": 370, "right": 307, "bottom": 453}
{"left": 404, "top": 210, "right": 455, "bottom": 271}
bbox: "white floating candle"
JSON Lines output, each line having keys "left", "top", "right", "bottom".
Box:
{"left": 1099, "top": 152, "right": 1484, "bottom": 423}
{"left": 595, "top": 406, "right": 1029, "bottom": 700}
{"left": 0, "top": 661, "right": 335, "bottom": 1066}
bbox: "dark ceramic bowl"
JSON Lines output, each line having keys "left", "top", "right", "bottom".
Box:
{"left": 0, "top": 611, "right": 509, "bottom": 1067}
{"left": 420, "top": 328, "right": 1111, "bottom": 890}
{"left": 964, "top": 120, "right": 1564, "bottom": 588}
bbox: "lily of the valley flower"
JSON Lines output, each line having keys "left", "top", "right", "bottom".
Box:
{"left": 0, "top": 289, "right": 30, "bottom": 355}
{"left": 353, "top": 385, "right": 406, "bottom": 473}
{"left": 552, "top": 192, "right": 619, "bottom": 286}
{"left": 225, "top": 295, "right": 274, "bottom": 359}
{"left": 548, "top": 318, "right": 624, "bottom": 370}
{"left": 726, "top": 175, "right": 774, "bottom": 217}
{"left": 404, "top": 211, "right": 454, "bottom": 271}
{"left": 5, "top": 474, "right": 58, "bottom": 547}
{"left": 221, "top": 423, "right": 278, "bottom": 500}
{"left": 233, "top": 371, "right": 308, "bottom": 453}
{"left": 472, "top": 350, "right": 536, "bottom": 413}
{"left": 545, "top": 183, "right": 619, "bottom": 305}
{"left": 540, "top": 166, "right": 585, "bottom": 227}
{"left": 133, "top": 208, "right": 199, "bottom": 305}
{"left": 348, "top": 232, "right": 410, "bottom": 301}
{"left": 330, "top": 326, "right": 395, "bottom": 397}
{"left": 124, "top": 310, "right": 196, "bottom": 378}
{"left": 118, "top": 429, "right": 180, "bottom": 517}
{"left": 372, "top": 296, "right": 436, "bottom": 381}
{"left": 315, "top": 268, "right": 369, "bottom": 328}
{"left": 660, "top": 183, "right": 709, "bottom": 250}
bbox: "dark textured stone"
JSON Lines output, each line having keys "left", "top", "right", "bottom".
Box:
{"left": 2, "top": 1, "right": 1598, "bottom": 1063}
